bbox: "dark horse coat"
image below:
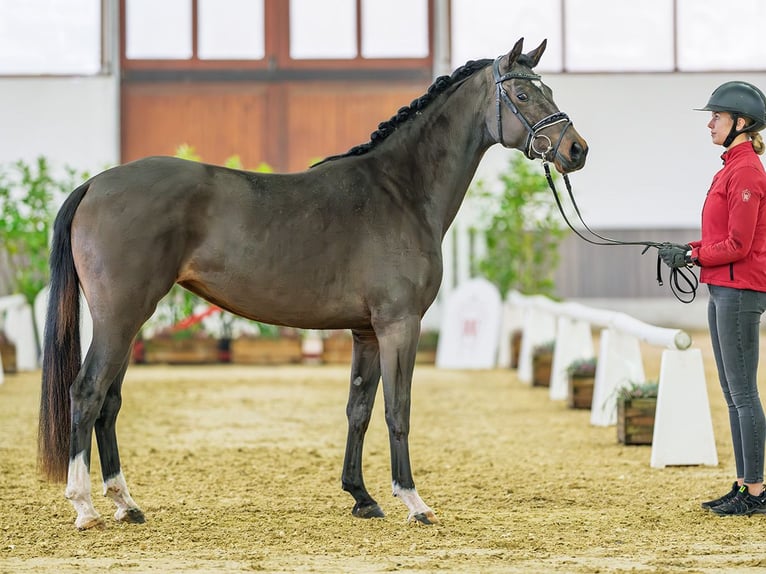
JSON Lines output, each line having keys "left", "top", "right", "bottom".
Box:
{"left": 38, "top": 38, "right": 587, "bottom": 529}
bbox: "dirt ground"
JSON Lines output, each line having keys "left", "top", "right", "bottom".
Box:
{"left": 3, "top": 331, "right": 766, "bottom": 573}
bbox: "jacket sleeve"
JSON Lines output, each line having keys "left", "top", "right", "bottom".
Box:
{"left": 696, "top": 167, "right": 764, "bottom": 267}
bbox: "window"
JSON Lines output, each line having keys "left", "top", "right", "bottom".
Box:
{"left": 198, "top": 0, "right": 265, "bottom": 60}
{"left": 565, "top": 0, "right": 674, "bottom": 72}
{"left": 677, "top": 0, "right": 766, "bottom": 71}
{"left": 123, "top": 0, "right": 431, "bottom": 71}
{"left": 290, "top": 0, "right": 429, "bottom": 61}
{"left": 0, "top": 0, "right": 102, "bottom": 75}
{"left": 451, "top": 0, "right": 766, "bottom": 73}
{"left": 126, "top": 0, "right": 192, "bottom": 60}
{"left": 451, "top": 0, "right": 561, "bottom": 72}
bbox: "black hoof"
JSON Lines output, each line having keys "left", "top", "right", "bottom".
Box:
{"left": 352, "top": 502, "right": 385, "bottom": 519}
{"left": 121, "top": 508, "right": 146, "bottom": 524}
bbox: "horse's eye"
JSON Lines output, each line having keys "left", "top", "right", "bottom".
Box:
{"left": 517, "top": 93, "right": 528, "bottom": 102}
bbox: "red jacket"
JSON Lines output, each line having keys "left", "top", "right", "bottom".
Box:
{"left": 689, "top": 141, "right": 766, "bottom": 292}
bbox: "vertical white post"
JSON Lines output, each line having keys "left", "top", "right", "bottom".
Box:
{"left": 651, "top": 349, "right": 718, "bottom": 468}
{"left": 590, "top": 328, "right": 645, "bottom": 426}
{"left": 517, "top": 307, "right": 557, "bottom": 385}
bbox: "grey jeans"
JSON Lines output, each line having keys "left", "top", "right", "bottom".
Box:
{"left": 708, "top": 285, "right": 766, "bottom": 484}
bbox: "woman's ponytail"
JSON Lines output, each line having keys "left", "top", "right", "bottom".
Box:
{"left": 750, "top": 132, "right": 765, "bottom": 155}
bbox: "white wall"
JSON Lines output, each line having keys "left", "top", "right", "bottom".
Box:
{"left": 0, "top": 75, "right": 119, "bottom": 176}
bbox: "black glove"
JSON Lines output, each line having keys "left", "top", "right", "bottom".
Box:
{"left": 658, "top": 244, "right": 690, "bottom": 268}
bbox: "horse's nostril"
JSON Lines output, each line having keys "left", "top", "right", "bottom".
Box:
{"left": 570, "top": 141, "right": 587, "bottom": 164}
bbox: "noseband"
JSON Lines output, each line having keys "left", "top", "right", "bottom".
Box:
{"left": 492, "top": 56, "right": 572, "bottom": 161}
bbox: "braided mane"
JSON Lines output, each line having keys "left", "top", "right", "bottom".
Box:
{"left": 313, "top": 58, "right": 495, "bottom": 166}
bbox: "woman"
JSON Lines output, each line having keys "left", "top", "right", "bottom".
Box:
{"left": 660, "top": 81, "right": 766, "bottom": 516}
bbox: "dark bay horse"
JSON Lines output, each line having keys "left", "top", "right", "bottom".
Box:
{"left": 38, "top": 38, "right": 587, "bottom": 529}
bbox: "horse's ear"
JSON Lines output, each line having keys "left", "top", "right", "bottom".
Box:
{"left": 504, "top": 38, "right": 525, "bottom": 68}
{"left": 525, "top": 39, "right": 548, "bottom": 68}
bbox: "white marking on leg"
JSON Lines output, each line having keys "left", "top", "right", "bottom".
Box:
{"left": 392, "top": 481, "right": 436, "bottom": 523}
{"left": 103, "top": 471, "right": 142, "bottom": 522}
{"left": 65, "top": 452, "right": 102, "bottom": 529}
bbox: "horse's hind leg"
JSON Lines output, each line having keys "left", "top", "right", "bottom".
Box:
{"left": 342, "top": 329, "right": 385, "bottom": 519}
{"left": 95, "top": 357, "right": 145, "bottom": 524}
{"left": 66, "top": 327, "right": 140, "bottom": 529}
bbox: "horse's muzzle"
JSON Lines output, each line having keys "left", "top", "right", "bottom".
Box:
{"left": 555, "top": 137, "right": 588, "bottom": 174}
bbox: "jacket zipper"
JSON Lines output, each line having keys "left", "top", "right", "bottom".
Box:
{"left": 729, "top": 263, "right": 734, "bottom": 281}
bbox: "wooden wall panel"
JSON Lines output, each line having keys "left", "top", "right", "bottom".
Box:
{"left": 121, "top": 83, "right": 272, "bottom": 168}
{"left": 284, "top": 83, "right": 423, "bottom": 172}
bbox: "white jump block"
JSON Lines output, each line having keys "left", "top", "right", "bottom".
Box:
{"left": 3, "top": 300, "right": 37, "bottom": 371}
{"left": 651, "top": 348, "right": 717, "bottom": 468}
{"left": 497, "top": 297, "right": 525, "bottom": 369}
{"left": 35, "top": 286, "right": 93, "bottom": 364}
{"left": 516, "top": 306, "right": 557, "bottom": 385}
{"left": 435, "top": 278, "right": 502, "bottom": 369}
{"left": 590, "top": 328, "right": 645, "bottom": 426}
{"left": 549, "top": 316, "right": 594, "bottom": 401}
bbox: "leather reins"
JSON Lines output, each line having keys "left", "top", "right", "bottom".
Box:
{"left": 492, "top": 56, "right": 699, "bottom": 303}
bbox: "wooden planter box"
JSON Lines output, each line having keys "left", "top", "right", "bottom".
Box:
{"left": 230, "top": 337, "right": 303, "bottom": 365}
{"left": 532, "top": 349, "right": 553, "bottom": 387}
{"left": 510, "top": 330, "right": 522, "bottom": 369}
{"left": 567, "top": 374, "right": 594, "bottom": 409}
{"left": 617, "top": 397, "right": 657, "bottom": 445}
{"left": 0, "top": 333, "right": 17, "bottom": 373}
{"left": 320, "top": 336, "right": 438, "bottom": 365}
{"left": 322, "top": 336, "right": 353, "bottom": 364}
{"left": 143, "top": 337, "right": 221, "bottom": 365}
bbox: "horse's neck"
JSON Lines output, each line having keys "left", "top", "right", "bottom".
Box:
{"left": 379, "top": 72, "right": 493, "bottom": 235}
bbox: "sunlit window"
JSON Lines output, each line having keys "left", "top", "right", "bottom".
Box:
{"left": 451, "top": 0, "right": 561, "bottom": 72}
{"left": 0, "top": 0, "right": 101, "bottom": 74}
{"left": 290, "top": 0, "right": 357, "bottom": 59}
{"left": 677, "top": 0, "right": 766, "bottom": 71}
{"left": 361, "top": 0, "right": 428, "bottom": 59}
{"left": 565, "top": 0, "right": 674, "bottom": 72}
{"left": 198, "top": 0, "right": 265, "bottom": 60}
{"left": 126, "top": 0, "right": 192, "bottom": 60}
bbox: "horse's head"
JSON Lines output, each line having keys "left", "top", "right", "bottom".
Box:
{"left": 489, "top": 38, "right": 588, "bottom": 174}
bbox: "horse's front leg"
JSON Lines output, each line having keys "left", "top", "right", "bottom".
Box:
{"left": 342, "top": 329, "right": 385, "bottom": 518}
{"left": 377, "top": 315, "right": 436, "bottom": 525}
{"left": 95, "top": 357, "right": 145, "bottom": 524}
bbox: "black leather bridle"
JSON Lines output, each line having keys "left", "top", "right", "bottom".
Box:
{"left": 492, "top": 55, "right": 572, "bottom": 161}
{"left": 492, "top": 55, "right": 699, "bottom": 303}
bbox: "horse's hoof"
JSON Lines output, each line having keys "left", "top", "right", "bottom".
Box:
{"left": 76, "top": 517, "right": 106, "bottom": 531}
{"left": 117, "top": 508, "right": 146, "bottom": 524}
{"left": 408, "top": 511, "right": 437, "bottom": 525}
{"left": 352, "top": 502, "right": 385, "bottom": 519}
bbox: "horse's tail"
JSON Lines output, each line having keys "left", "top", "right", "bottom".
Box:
{"left": 38, "top": 180, "right": 90, "bottom": 482}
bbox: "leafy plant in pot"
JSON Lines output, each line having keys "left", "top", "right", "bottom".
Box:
{"left": 617, "top": 380, "right": 659, "bottom": 445}
{"left": 565, "top": 357, "right": 597, "bottom": 409}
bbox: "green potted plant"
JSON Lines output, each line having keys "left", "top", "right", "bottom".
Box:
{"left": 0, "top": 157, "right": 87, "bottom": 358}
{"left": 565, "top": 357, "right": 597, "bottom": 409}
{"left": 617, "top": 380, "right": 659, "bottom": 445}
{"left": 469, "top": 152, "right": 568, "bottom": 299}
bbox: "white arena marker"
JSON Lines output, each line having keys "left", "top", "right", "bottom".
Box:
{"left": 650, "top": 348, "right": 718, "bottom": 468}
{"left": 435, "top": 278, "right": 502, "bottom": 370}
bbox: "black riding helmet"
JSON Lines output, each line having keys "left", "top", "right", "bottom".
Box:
{"left": 695, "top": 81, "right": 766, "bottom": 147}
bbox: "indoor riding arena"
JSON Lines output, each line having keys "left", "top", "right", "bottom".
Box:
{"left": 2, "top": 332, "right": 766, "bottom": 573}
{"left": 4, "top": 1, "right": 766, "bottom": 573}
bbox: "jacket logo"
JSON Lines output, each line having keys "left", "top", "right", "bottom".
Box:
{"left": 742, "top": 189, "right": 751, "bottom": 202}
